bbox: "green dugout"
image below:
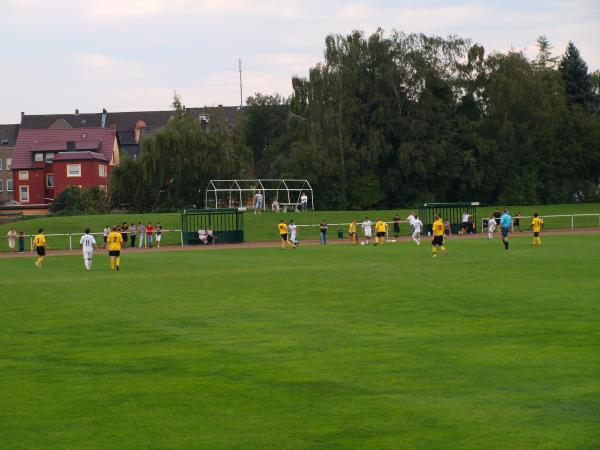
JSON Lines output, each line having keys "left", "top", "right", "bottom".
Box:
{"left": 181, "top": 208, "right": 244, "bottom": 245}
{"left": 418, "top": 202, "right": 480, "bottom": 235}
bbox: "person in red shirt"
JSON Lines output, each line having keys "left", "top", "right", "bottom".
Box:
{"left": 145, "top": 222, "right": 154, "bottom": 248}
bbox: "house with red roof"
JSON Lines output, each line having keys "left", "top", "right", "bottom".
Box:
{"left": 10, "top": 128, "right": 119, "bottom": 204}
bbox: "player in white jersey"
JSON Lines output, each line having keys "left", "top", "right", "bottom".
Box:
{"left": 79, "top": 228, "right": 99, "bottom": 271}
{"left": 288, "top": 220, "right": 298, "bottom": 245}
{"left": 487, "top": 215, "right": 497, "bottom": 239}
{"left": 406, "top": 212, "right": 416, "bottom": 229}
{"left": 361, "top": 217, "right": 372, "bottom": 245}
{"left": 412, "top": 216, "right": 423, "bottom": 245}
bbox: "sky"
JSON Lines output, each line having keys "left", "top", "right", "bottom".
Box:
{"left": 0, "top": 0, "right": 598, "bottom": 123}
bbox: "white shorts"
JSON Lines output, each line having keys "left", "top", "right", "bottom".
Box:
{"left": 364, "top": 231, "right": 372, "bottom": 238}
{"left": 156, "top": 234, "right": 162, "bottom": 242}
{"left": 83, "top": 250, "right": 93, "bottom": 260}
{"left": 412, "top": 230, "right": 420, "bottom": 237}
{"left": 8, "top": 239, "right": 16, "bottom": 249}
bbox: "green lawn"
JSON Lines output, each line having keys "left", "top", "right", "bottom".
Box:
{"left": 1, "top": 203, "right": 600, "bottom": 251}
{"left": 1, "top": 234, "right": 599, "bottom": 449}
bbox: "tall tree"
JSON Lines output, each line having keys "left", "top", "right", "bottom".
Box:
{"left": 559, "top": 42, "right": 594, "bottom": 107}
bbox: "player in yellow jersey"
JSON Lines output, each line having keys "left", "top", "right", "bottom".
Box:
{"left": 374, "top": 218, "right": 388, "bottom": 245}
{"left": 107, "top": 225, "right": 124, "bottom": 270}
{"left": 33, "top": 228, "right": 49, "bottom": 267}
{"left": 528, "top": 212, "right": 544, "bottom": 246}
{"left": 348, "top": 220, "right": 358, "bottom": 245}
{"left": 277, "top": 219, "right": 296, "bottom": 250}
{"left": 431, "top": 215, "right": 448, "bottom": 257}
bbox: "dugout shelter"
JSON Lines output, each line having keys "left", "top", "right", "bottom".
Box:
{"left": 205, "top": 179, "right": 314, "bottom": 212}
{"left": 418, "top": 202, "right": 480, "bottom": 235}
{"left": 181, "top": 208, "right": 244, "bottom": 245}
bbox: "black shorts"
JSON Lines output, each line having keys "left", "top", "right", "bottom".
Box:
{"left": 280, "top": 233, "right": 288, "bottom": 241}
{"left": 393, "top": 223, "right": 400, "bottom": 233}
{"left": 36, "top": 246, "right": 45, "bottom": 256}
{"left": 462, "top": 222, "right": 469, "bottom": 228}
{"left": 349, "top": 232, "right": 357, "bottom": 237}
{"left": 533, "top": 232, "right": 540, "bottom": 237}
{"left": 515, "top": 219, "right": 520, "bottom": 226}
{"left": 376, "top": 231, "right": 385, "bottom": 237}
{"left": 501, "top": 227, "right": 510, "bottom": 238}
{"left": 109, "top": 250, "right": 121, "bottom": 257}
{"left": 432, "top": 235, "right": 444, "bottom": 246}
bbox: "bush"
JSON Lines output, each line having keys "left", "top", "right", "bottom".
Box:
{"left": 49, "top": 186, "right": 109, "bottom": 215}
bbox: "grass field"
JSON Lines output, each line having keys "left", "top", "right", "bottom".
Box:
{"left": 1, "top": 234, "right": 599, "bottom": 449}
{"left": 1, "top": 203, "right": 599, "bottom": 252}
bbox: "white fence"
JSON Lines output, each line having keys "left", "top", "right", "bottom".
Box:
{"left": 480, "top": 213, "right": 600, "bottom": 232}
{"left": 11, "top": 229, "right": 186, "bottom": 252}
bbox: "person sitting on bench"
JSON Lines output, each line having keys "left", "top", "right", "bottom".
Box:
{"left": 207, "top": 228, "right": 217, "bottom": 244}
{"left": 198, "top": 228, "right": 208, "bottom": 245}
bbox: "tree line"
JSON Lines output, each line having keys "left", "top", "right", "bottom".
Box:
{"left": 109, "top": 30, "right": 600, "bottom": 211}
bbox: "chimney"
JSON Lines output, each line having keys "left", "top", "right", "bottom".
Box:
{"left": 101, "top": 108, "right": 107, "bottom": 128}
{"left": 75, "top": 109, "right": 79, "bottom": 115}
{"left": 21, "top": 111, "right": 25, "bottom": 118}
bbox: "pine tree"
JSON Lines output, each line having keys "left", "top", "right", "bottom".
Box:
{"left": 559, "top": 42, "right": 593, "bottom": 107}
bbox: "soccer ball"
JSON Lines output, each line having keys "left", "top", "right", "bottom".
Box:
{"left": 361, "top": 241, "right": 366, "bottom": 246}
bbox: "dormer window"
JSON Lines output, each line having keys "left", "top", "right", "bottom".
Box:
{"left": 34, "top": 153, "right": 44, "bottom": 162}
{"left": 45, "top": 153, "right": 54, "bottom": 163}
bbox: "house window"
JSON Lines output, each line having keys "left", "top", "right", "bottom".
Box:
{"left": 45, "top": 153, "right": 55, "bottom": 163}
{"left": 19, "top": 170, "right": 28, "bottom": 180}
{"left": 34, "top": 153, "right": 44, "bottom": 162}
{"left": 67, "top": 164, "right": 81, "bottom": 177}
{"left": 20, "top": 185, "right": 29, "bottom": 203}
{"left": 99, "top": 164, "right": 107, "bottom": 177}
{"left": 6, "top": 158, "right": 11, "bottom": 170}
{"left": 0, "top": 179, "right": 3, "bottom": 192}
{"left": 7, "top": 179, "right": 13, "bottom": 191}
{"left": 46, "top": 174, "right": 54, "bottom": 188}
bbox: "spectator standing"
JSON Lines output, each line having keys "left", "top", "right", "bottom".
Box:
{"left": 300, "top": 192, "right": 308, "bottom": 212}
{"left": 129, "top": 223, "right": 137, "bottom": 248}
{"left": 319, "top": 219, "right": 328, "bottom": 245}
{"left": 146, "top": 222, "right": 154, "bottom": 248}
{"left": 493, "top": 208, "right": 502, "bottom": 229}
{"left": 514, "top": 212, "right": 522, "bottom": 232}
{"left": 18, "top": 229, "right": 25, "bottom": 253}
{"left": 254, "top": 191, "right": 264, "bottom": 214}
{"left": 7, "top": 228, "right": 17, "bottom": 252}
{"left": 156, "top": 223, "right": 163, "bottom": 248}
{"left": 444, "top": 219, "right": 452, "bottom": 237}
{"left": 102, "top": 225, "right": 110, "bottom": 249}
{"left": 392, "top": 214, "right": 401, "bottom": 238}
{"left": 137, "top": 222, "right": 145, "bottom": 248}
{"left": 121, "top": 222, "right": 129, "bottom": 247}
{"left": 272, "top": 199, "right": 280, "bottom": 213}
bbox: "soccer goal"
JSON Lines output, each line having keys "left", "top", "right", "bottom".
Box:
{"left": 205, "top": 179, "right": 314, "bottom": 212}
{"left": 418, "top": 202, "right": 480, "bottom": 235}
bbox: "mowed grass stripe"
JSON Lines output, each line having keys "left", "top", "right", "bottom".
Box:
{"left": 1, "top": 234, "right": 599, "bottom": 449}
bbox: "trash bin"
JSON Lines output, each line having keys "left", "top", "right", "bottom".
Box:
{"left": 337, "top": 229, "right": 343, "bottom": 239}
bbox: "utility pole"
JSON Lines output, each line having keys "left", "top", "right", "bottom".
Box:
{"left": 239, "top": 58, "right": 243, "bottom": 108}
